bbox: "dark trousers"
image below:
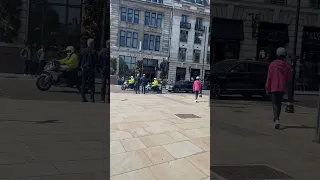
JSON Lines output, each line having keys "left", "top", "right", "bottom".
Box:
{"left": 101, "top": 73, "right": 109, "bottom": 102}
{"left": 135, "top": 85, "right": 140, "bottom": 94}
{"left": 141, "top": 85, "right": 146, "bottom": 94}
{"left": 37, "top": 61, "right": 46, "bottom": 75}
{"left": 271, "top": 91, "right": 285, "bottom": 121}
{"left": 194, "top": 90, "right": 199, "bottom": 100}
{"left": 81, "top": 71, "right": 95, "bottom": 101}
{"left": 24, "top": 60, "right": 31, "bottom": 74}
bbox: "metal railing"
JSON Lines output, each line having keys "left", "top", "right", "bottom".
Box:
{"left": 180, "top": 22, "right": 191, "bottom": 29}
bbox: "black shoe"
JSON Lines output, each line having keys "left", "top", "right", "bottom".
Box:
{"left": 274, "top": 120, "right": 280, "bottom": 129}
{"left": 82, "top": 99, "right": 88, "bottom": 102}
{"left": 90, "top": 99, "right": 95, "bottom": 103}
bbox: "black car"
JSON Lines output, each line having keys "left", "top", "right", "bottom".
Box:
{"left": 166, "top": 80, "right": 194, "bottom": 93}
{"left": 211, "top": 60, "right": 270, "bottom": 99}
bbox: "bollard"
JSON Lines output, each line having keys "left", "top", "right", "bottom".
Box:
{"left": 314, "top": 87, "right": 320, "bottom": 143}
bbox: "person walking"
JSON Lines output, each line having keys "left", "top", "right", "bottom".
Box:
{"left": 20, "top": 44, "right": 32, "bottom": 76}
{"left": 193, "top": 76, "right": 201, "bottom": 103}
{"left": 141, "top": 74, "right": 147, "bottom": 94}
{"left": 36, "top": 45, "right": 46, "bottom": 75}
{"left": 78, "top": 38, "right": 98, "bottom": 103}
{"left": 99, "top": 40, "right": 110, "bottom": 103}
{"left": 134, "top": 74, "right": 141, "bottom": 94}
{"left": 265, "top": 47, "right": 292, "bottom": 129}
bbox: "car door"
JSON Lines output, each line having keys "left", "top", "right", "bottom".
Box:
{"left": 248, "top": 63, "right": 268, "bottom": 91}
{"left": 186, "top": 81, "right": 194, "bottom": 91}
{"left": 225, "top": 62, "right": 250, "bottom": 91}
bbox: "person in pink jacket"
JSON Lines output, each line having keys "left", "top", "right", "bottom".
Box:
{"left": 265, "top": 47, "right": 292, "bottom": 129}
{"left": 193, "top": 76, "right": 201, "bottom": 102}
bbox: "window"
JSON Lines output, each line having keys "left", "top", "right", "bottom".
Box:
{"left": 132, "top": 32, "right": 138, "bottom": 48}
{"left": 181, "top": 15, "right": 188, "bottom": 22}
{"left": 119, "top": 30, "right": 138, "bottom": 48}
{"left": 248, "top": 63, "right": 268, "bottom": 73}
{"left": 126, "top": 32, "right": 132, "bottom": 47}
{"left": 193, "top": 50, "right": 201, "bottom": 63}
{"left": 194, "top": 32, "right": 202, "bottom": 44}
{"left": 143, "top": 34, "right": 161, "bottom": 51}
{"left": 120, "top": 31, "right": 126, "bottom": 47}
{"left": 119, "top": 55, "right": 137, "bottom": 70}
{"left": 178, "top": 48, "right": 187, "bottom": 61}
{"left": 147, "top": 0, "right": 163, "bottom": 3}
{"left": 145, "top": 11, "right": 162, "bottom": 27}
{"left": 149, "top": 35, "right": 155, "bottom": 50}
{"left": 225, "top": 40, "right": 240, "bottom": 59}
{"left": 230, "top": 63, "right": 247, "bottom": 73}
{"left": 134, "top": 10, "right": 139, "bottom": 24}
{"left": 145, "top": 12, "right": 150, "bottom": 25}
{"left": 157, "top": 14, "right": 162, "bottom": 27}
{"left": 121, "top": 8, "right": 126, "bottom": 21}
{"left": 180, "top": 30, "right": 188, "bottom": 42}
{"left": 143, "top": 34, "right": 149, "bottom": 50}
{"left": 127, "top": 8, "right": 133, "bottom": 22}
{"left": 151, "top": 13, "right": 156, "bottom": 26}
{"left": 195, "top": 18, "right": 203, "bottom": 30}
{"left": 155, "top": 36, "right": 160, "bottom": 51}
{"left": 67, "top": 7, "right": 81, "bottom": 46}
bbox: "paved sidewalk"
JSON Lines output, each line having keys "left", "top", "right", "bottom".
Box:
{"left": 0, "top": 98, "right": 109, "bottom": 179}
{"left": 211, "top": 100, "right": 320, "bottom": 180}
{"left": 110, "top": 93, "right": 210, "bottom": 180}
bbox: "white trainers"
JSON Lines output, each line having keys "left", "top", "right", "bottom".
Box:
{"left": 195, "top": 100, "right": 198, "bottom": 103}
{"left": 274, "top": 120, "right": 280, "bottom": 129}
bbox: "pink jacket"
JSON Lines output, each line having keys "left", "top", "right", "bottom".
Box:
{"left": 265, "top": 60, "right": 292, "bottom": 93}
{"left": 193, "top": 80, "right": 201, "bottom": 91}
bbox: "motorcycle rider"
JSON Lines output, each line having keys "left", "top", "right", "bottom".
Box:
{"left": 128, "top": 76, "right": 135, "bottom": 89}
{"left": 151, "top": 78, "right": 159, "bottom": 91}
{"left": 58, "top": 46, "right": 78, "bottom": 81}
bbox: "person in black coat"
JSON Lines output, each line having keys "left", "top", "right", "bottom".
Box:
{"left": 98, "top": 40, "right": 110, "bottom": 103}
{"left": 134, "top": 74, "right": 141, "bottom": 94}
{"left": 141, "top": 74, "right": 148, "bottom": 94}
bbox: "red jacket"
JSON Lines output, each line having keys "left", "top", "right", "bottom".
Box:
{"left": 193, "top": 80, "right": 201, "bottom": 91}
{"left": 265, "top": 60, "right": 292, "bottom": 93}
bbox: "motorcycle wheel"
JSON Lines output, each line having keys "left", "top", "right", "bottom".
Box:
{"left": 76, "top": 84, "right": 89, "bottom": 93}
{"left": 36, "top": 74, "right": 52, "bottom": 91}
{"left": 145, "top": 88, "right": 149, "bottom": 93}
{"left": 121, "top": 85, "right": 126, "bottom": 90}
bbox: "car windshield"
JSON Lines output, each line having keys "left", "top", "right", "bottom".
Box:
{"left": 175, "top": 81, "right": 185, "bottom": 85}
{"left": 212, "top": 61, "right": 237, "bottom": 72}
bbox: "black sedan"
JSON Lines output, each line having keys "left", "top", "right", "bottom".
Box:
{"left": 166, "top": 80, "right": 194, "bottom": 93}
{"left": 211, "top": 59, "right": 270, "bottom": 99}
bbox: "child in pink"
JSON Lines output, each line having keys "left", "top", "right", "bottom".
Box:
{"left": 193, "top": 76, "right": 201, "bottom": 102}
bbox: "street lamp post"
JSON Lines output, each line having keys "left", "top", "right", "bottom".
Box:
{"left": 285, "top": 0, "right": 301, "bottom": 113}
{"left": 198, "top": 26, "right": 207, "bottom": 96}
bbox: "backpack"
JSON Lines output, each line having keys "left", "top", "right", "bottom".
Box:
{"left": 81, "top": 50, "right": 93, "bottom": 71}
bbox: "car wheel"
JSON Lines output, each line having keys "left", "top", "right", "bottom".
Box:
{"left": 173, "top": 87, "right": 180, "bottom": 93}
{"left": 212, "top": 84, "right": 221, "bottom": 99}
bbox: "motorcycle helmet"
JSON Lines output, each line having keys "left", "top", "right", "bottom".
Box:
{"left": 154, "top": 78, "right": 157, "bottom": 80}
{"left": 130, "top": 76, "right": 133, "bottom": 78}
{"left": 196, "top": 76, "right": 200, "bottom": 80}
{"left": 65, "top": 46, "right": 75, "bottom": 56}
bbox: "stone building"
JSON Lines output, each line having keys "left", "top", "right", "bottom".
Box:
{"left": 167, "top": 0, "right": 210, "bottom": 83}
{"left": 110, "top": 0, "right": 172, "bottom": 80}
{"left": 212, "top": 0, "right": 320, "bottom": 89}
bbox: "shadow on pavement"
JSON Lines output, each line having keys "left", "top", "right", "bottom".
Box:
{"left": 279, "top": 124, "right": 316, "bottom": 130}
{"left": 0, "top": 119, "right": 63, "bottom": 124}
{"left": 50, "top": 90, "right": 102, "bottom": 94}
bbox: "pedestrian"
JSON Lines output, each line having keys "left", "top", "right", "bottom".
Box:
{"left": 36, "top": 45, "right": 46, "bottom": 76}
{"left": 78, "top": 38, "right": 98, "bottom": 103}
{"left": 134, "top": 74, "right": 141, "bottom": 94}
{"left": 193, "top": 76, "right": 201, "bottom": 103}
{"left": 141, "top": 74, "right": 147, "bottom": 94}
{"left": 265, "top": 47, "right": 292, "bottom": 129}
{"left": 20, "top": 44, "right": 32, "bottom": 76}
{"left": 98, "top": 40, "right": 110, "bottom": 103}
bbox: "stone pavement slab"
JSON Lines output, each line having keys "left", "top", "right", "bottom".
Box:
{"left": 110, "top": 92, "right": 210, "bottom": 179}
{"left": 0, "top": 98, "right": 109, "bottom": 179}
{"left": 211, "top": 100, "right": 320, "bottom": 180}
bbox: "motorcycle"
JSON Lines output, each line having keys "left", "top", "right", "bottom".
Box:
{"left": 145, "top": 82, "right": 161, "bottom": 93}
{"left": 121, "top": 81, "right": 135, "bottom": 90}
{"left": 36, "top": 59, "right": 87, "bottom": 92}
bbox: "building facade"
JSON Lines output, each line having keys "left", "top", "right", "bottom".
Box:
{"left": 168, "top": 0, "right": 210, "bottom": 83}
{"left": 212, "top": 0, "right": 320, "bottom": 89}
{"left": 110, "top": 0, "right": 173, "bottom": 80}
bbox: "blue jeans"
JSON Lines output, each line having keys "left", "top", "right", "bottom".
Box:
{"left": 194, "top": 90, "right": 199, "bottom": 100}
